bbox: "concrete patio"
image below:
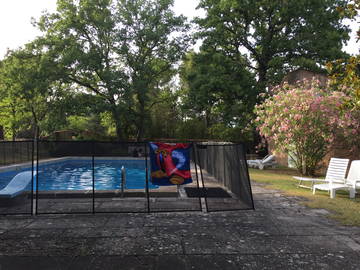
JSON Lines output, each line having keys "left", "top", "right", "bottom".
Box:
{"left": 1, "top": 181, "right": 360, "bottom": 269}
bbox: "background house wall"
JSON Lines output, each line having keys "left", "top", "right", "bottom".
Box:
{"left": 283, "top": 69, "right": 328, "bottom": 87}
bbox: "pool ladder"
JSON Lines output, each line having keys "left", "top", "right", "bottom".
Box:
{"left": 121, "top": 166, "right": 126, "bottom": 197}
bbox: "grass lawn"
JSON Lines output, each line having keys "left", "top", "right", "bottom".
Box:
{"left": 249, "top": 168, "right": 360, "bottom": 226}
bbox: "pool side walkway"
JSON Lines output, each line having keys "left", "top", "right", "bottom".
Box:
{"left": 1, "top": 181, "right": 360, "bottom": 269}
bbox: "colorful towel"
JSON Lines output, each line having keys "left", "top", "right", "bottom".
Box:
{"left": 149, "top": 142, "right": 192, "bottom": 186}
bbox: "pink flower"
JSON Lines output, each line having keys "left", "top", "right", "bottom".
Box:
{"left": 310, "top": 104, "right": 317, "bottom": 112}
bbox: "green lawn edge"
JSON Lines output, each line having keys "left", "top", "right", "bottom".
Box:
{"left": 249, "top": 168, "right": 360, "bottom": 226}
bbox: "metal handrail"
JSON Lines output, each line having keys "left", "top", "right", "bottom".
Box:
{"left": 121, "top": 166, "right": 126, "bottom": 197}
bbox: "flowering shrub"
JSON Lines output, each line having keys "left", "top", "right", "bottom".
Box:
{"left": 255, "top": 80, "right": 360, "bottom": 175}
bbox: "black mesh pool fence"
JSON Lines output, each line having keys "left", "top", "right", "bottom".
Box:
{"left": 196, "top": 143, "right": 254, "bottom": 211}
{"left": 0, "top": 140, "right": 254, "bottom": 215}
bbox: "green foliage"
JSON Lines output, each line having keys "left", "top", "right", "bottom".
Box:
{"left": 67, "top": 114, "right": 106, "bottom": 140}
{"left": 0, "top": 63, "right": 29, "bottom": 140}
{"left": 176, "top": 119, "right": 207, "bottom": 140}
{"left": 146, "top": 88, "right": 181, "bottom": 139}
{"left": 179, "top": 49, "right": 256, "bottom": 141}
{"left": 336, "top": 0, "right": 360, "bottom": 17}
{"left": 0, "top": 45, "right": 60, "bottom": 139}
{"left": 67, "top": 115, "right": 92, "bottom": 133}
{"left": 327, "top": 56, "right": 360, "bottom": 109}
{"left": 196, "top": 0, "right": 350, "bottom": 90}
{"left": 327, "top": 0, "right": 360, "bottom": 110}
{"left": 208, "top": 123, "right": 252, "bottom": 142}
{"left": 100, "top": 112, "right": 117, "bottom": 137}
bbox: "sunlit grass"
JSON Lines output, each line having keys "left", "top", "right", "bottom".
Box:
{"left": 249, "top": 168, "right": 360, "bottom": 226}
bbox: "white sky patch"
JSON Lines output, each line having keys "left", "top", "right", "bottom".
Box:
{"left": 173, "top": 0, "right": 204, "bottom": 18}
{"left": 0, "top": 0, "right": 57, "bottom": 58}
{"left": 343, "top": 18, "right": 360, "bottom": 55}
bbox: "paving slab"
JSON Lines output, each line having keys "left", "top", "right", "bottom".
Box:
{"left": 0, "top": 181, "right": 359, "bottom": 269}
{"left": 26, "top": 216, "right": 109, "bottom": 229}
{"left": 0, "top": 256, "right": 72, "bottom": 270}
{"left": 0, "top": 218, "right": 34, "bottom": 230}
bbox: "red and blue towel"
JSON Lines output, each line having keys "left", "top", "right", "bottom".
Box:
{"left": 149, "top": 142, "right": 192, "bottom": 186}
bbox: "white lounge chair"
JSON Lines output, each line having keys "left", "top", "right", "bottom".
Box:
{"left": 313, "top": 160, "right": 360, "bottom": 199}
{"left": 0, "top": 171, "right": 35, "bottom": 198}
{"left": 247, "top": 154, "right": 276, "bottom": 170}
{"left": 347, "top": 160, "right": 360, "bottom": 199}
{"left": 293, "top": 158, "right": 349, "bottom": 189}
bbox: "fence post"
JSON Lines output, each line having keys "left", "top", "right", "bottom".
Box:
{"left": 2, "top": 142, "right": 5, "bottom": 166}
{"left": 237, "top": 144, "right": 255, "bottom": 210}
{"left": 223, "top": 145, "right": 227, "bottom": 189}
{"left": 12, "top": 141, "right": 15, "bottom": 164}
{"left": 144, "top": 142, "right": 150, "bottom": 213}
{"left": 35, "top": 139, "right": 39, "bottom": 215}
{"left": 196, "top": 144, "right": 208, "bottom": 212}
{"left": 92, "top": 142, "right": 95, "bottom": 214}
{"left": 31, "top": 140, "right": 34, "bottom": 215}
{"left": 192, "top": 143, "right": 203, "bottom": 211}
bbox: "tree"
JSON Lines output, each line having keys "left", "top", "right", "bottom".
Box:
{"left": 196, "top": 0, "right": 350, "bottom": 91}
{"left": 0, "top": 91, "right": 28, "bottom": 140}
{"left": 327, "top": 56, "right": 360, "bottom": 109}
{"left": 254, "top": 80, "right": 359, "bottom": 175}
{"left": 0, "top": 46, "right": 59, "bottom": 139}
{"left": 40, "top": 89, "right": 107, "bottom": 136}
{"left": 179, "top": 49, "right": 256, "bottom": 140}
{"left": 146, "top": 87, "right": 182, "bottom": 139}
{"left": 327, "top": 0, "right": 360, "bottom": 109}
{"left": 36, "top": 0, "right": 190, "bottom": 140}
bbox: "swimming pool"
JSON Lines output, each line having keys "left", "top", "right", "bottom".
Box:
{"left": 0, "top": 159, "right": 158, "bottom": 191}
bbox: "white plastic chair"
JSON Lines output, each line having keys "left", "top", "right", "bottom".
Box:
{"left": 313, "top": 160, "right": 360, "bottom": 199}
{"left": 346, "top": 160, "right": 360, "bottom": 199}
{"left": 247, "top": 154, "right": 276, "bottom": 170}
{"left": 293, "top": 158, "right": 349, "bottom": 189}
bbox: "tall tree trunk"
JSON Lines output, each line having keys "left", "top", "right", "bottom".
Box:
{"left": 136, "top": 100, "right": 146, "bottom": 142}
{"left": 34, "top": 125, "right": 40, "bottom": 141}
{"left": 107, "top": 96, "right": 126, "bottom": 141}
{"left": 11, "top": 128, "right": 16, "bottom": 141}
{"left": 31, "top": 107, "right": 40, "bottom": 141}
{"left": 135, "top": 85, "right": 147, "bottom": 142}
{"left": 0, "top": 125, "right": 4, "bottom": 140}
{"left": 205, "top": 108, "right": 211, "bottom": 129}
{"left": 257, "top": 63, "right": 268, "bottom": 92}
{"left": 111, "top": 109, "right": 123, "bottom": 141}
{"left": 11, "top": 106, "right": 16, "bottom": 141}
{"left": 136, "top": 120, "right": 144, "bottom": 142}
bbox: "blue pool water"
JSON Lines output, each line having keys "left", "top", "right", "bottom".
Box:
{"left": 0, "top": 159, "right": 158, "bottom": 191}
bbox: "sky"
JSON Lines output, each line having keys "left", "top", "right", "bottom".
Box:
{"left": 0, "top": 0, "right": 359, "bottom": 60}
